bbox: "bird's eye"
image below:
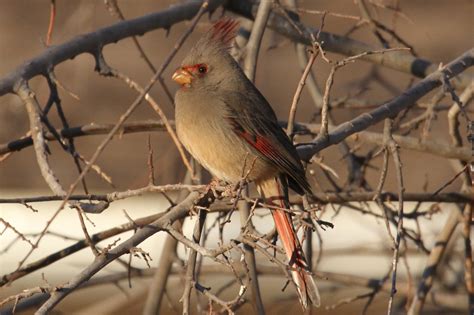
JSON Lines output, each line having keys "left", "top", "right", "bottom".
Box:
{"left": 198, "top": 65, "right": 207, "bottom": 74}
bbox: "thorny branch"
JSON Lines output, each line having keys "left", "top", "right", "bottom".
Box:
{"left": 297, "top": 48, "right": 474, "bottom": 160}
{"left": 2, "top": 0, "right": 473, "bottom": 97}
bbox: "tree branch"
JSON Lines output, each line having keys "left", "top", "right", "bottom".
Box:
{"left": 3, "top": 0, "right": 472, "bottom": 99}
{"left": 15, "top": 83, "right": 66, "bottom": 196}
{"left": 34, "top": 190, "right": 215, "bottom": 314}
{"left": 3, "top": 119, "right": 471, "bottom": 162}
{"left": 297, "top": 48, "right": 474, "bottom": 160}
{"left": 407, "top": 207, "right": 462, "bottom": 315}
{"left": 0, "top": 0, "right": 225, "bottom": 96}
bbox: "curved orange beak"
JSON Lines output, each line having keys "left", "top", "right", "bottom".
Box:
{"left": 172, "top": 68, "right": 193, "bottom": 87}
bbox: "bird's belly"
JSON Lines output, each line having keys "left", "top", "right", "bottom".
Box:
{"left": 177, "top": 118, "right": 275, "bottom": 183}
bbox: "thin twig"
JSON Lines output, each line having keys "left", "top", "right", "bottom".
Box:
{"left": 287, "top": 48, "right": 318, "bottom": 137}
{"left": 45, "top": 0, "right": 56, "bottom": 46}
{"left": 13, "top": 0, "right": 212, "bottom": 272}
{"left": 181, "top": 209, "right": 207, "bottom": 315}
{"left": 15, "top": 83, "right": 66, "bottom": 196}
{"left": 3, "top": 120, "right": 472, "bottom": 162}
{"left": 297, "top": 48, "right": 474, "bottom": 160}
{"left": 34, "top": 190, "right": 216, "bottom": 314}
{"left": 111, "top": 69, "right": 195, "bottom": 178}
{"left": 384, "top": 119, "right": 405, "bottom": 315}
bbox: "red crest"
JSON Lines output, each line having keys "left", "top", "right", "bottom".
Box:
{"left": 208, "top": 18, "right": 239, "bottom": 48}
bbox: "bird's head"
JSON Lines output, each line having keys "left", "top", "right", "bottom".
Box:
{"left": 172, "top": 18, "right": 240, "bottom": 91}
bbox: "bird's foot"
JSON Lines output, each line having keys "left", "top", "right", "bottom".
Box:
{"left": 204, "top": 178, "right": 225, "bottom": 199}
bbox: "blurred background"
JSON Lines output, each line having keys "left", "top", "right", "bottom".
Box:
{"left": 0, "top": 0, "right": 472, "bottom": 314}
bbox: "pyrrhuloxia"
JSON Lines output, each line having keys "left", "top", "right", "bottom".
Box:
{"left": 172, "top": 18, "right": 320, "bottom": 308}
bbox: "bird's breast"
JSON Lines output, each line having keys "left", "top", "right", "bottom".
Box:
{"left": 175, "top": 97, "right": 276, "bottom": 183}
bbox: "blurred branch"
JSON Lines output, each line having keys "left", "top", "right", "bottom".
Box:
{"left": 343, "top": 125, "right": 471, "bottom": 162}
{"left": 0, "top": 211, "right": 166, "bottom": 286}
{"left": 240, "top": 2, "right": 272, "bottom": 311}
{"left": 243, "top": 0, "right": 272, "bottom": 82}
{"left": 384, "top": 119, "right": 405, "bottom": 315}
{"left": 45, "top": 0, "right": 56, "bottom": 45}
{"left": 2, "top": 264, "right": 469, "bottom": 314}
{"left": 446, "top": 85, "right": 474, "bottom": 312}
{"left": 227, "top": 0, "right": 473, "bottom": 88}
{"left": 238, "top": 197, "right": 265, "bottom": 315}
{"left": 463, "top": 204, "right": 474, "bottom": 313}
{"left": 297, "top": 121, "right": 471, "bottom": 162}
{"left": 0, "top": 0, "right": 225, "bottom": 96}
{"left": 407, "top": 207, "right": 462, "bottom": 315}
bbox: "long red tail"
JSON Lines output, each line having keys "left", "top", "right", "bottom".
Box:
{"left": 257, "top": 177, "right": 320, "bottom": 308}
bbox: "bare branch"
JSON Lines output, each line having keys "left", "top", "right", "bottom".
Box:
{"left": 297, "top": 48, "right": 474, "bottom": 160}
{"left": 0, "top": 0, "right": 225, "bottom": 96}
{"left": 181, "top": 209, "right": 207, "bottom": 315}
{"left": 4, "top": 118, "right": 471, "bottom": 162}
{"left": 243, "top": 0, "right": 273, "bottom": 82}
{"left": 15, "top": 83, "right": 66, "bottom": 196}
{"left": 0, "top": 211, "right": 167, "bottom": 286}
{"left": 287, "top": 48, "right": 318, "bottom": 136}
{"left": 407, "top": 207, "right": 462, "bottom": 315}
{"left": 34, "top": 190, "right": 215, "bottom": 314}
{"left": 3, "top": 0, "right": 472, "bottom": 100}
{"left": 111, "top": 70, "right": 195, "bottom": 178}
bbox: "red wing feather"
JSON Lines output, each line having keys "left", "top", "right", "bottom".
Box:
{"left": 239, "top": 131, "right": 278, "bottom": 158}
{"left": 224, "top": 96, "right": 312, "bottom": 196}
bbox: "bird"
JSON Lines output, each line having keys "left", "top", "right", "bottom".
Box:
{"left": 172, "top": 18, "right": 320, "bottom": 309}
